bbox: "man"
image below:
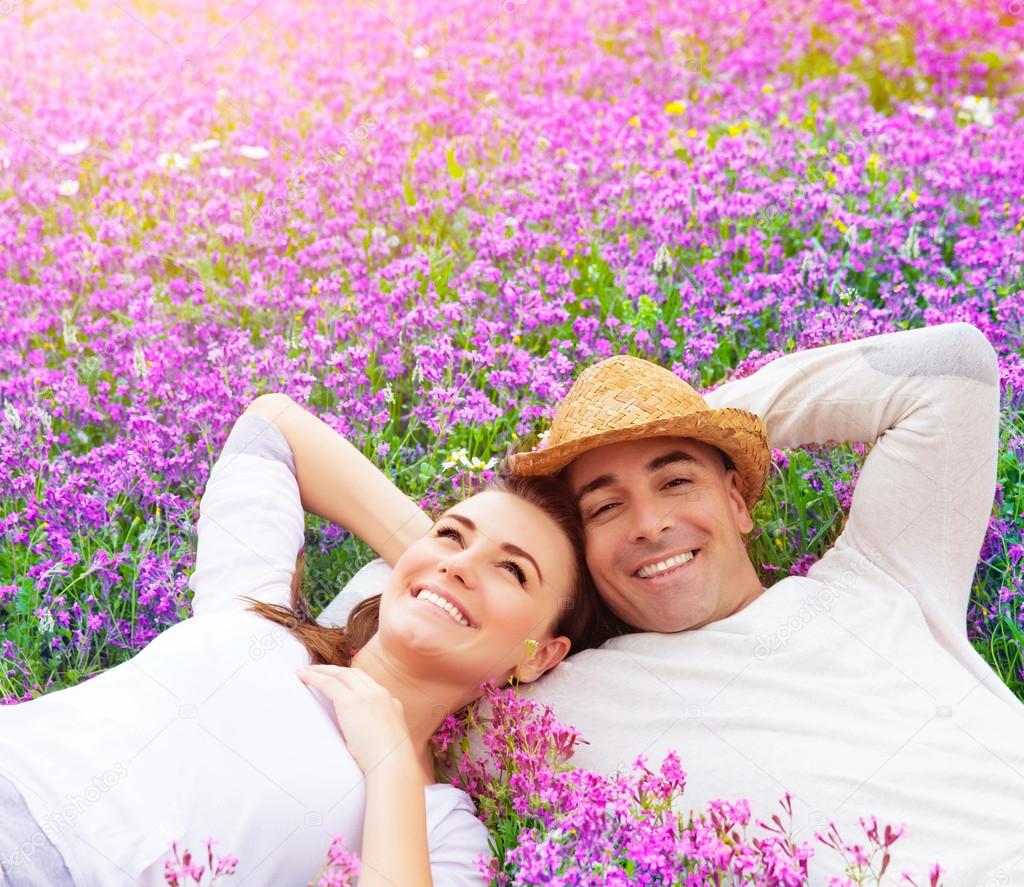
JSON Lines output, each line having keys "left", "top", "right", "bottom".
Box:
{"left": 322, "top": 322, "right": 1024, "bottom": 884}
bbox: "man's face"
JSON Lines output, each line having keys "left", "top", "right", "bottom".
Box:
{"left": 565, "top": 436, "right": 755, "bottom": 632}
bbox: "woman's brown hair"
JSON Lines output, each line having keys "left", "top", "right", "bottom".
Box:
{"left": 247, "top": 472, "right": 626, "bottom": 669}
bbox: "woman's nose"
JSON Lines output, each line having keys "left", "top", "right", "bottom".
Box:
{"left": 439, "top": 550, "right": 479, "bottom": 588}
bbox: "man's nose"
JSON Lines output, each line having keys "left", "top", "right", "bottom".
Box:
{"left": 629, "top": 499, "right": 675, "bottom": 543}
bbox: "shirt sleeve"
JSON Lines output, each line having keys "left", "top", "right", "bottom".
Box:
{"left": 426, "top": 788, "right": 491, "bottom": 886}
{"left": 188, "top": 414, "right": 306, "bottom": 616}
{"left": 703, "top": 322, "right": 999, "bottom": 638}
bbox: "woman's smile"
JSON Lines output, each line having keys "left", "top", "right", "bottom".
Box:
{"left": 413, "top": 585, "right": 476, "bottom": 628}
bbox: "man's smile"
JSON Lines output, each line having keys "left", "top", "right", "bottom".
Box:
{"left": 631, "top": 548, "right": 701, "bottom": 581}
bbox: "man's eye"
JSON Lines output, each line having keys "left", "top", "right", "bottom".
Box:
{"left": 589, "top": 502, "right": 618, "bottom": 519}
{"left": 666, "top": 477, "right": 692, "bottom": 488}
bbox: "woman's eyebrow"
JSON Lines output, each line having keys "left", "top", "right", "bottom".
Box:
{"left": 442, "top": 512, "right": 544, "bottom": 583}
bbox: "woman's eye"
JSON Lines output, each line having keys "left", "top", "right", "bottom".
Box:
{"left": 436, "top": 526, "right": 463, "bottom": 544}
{"left": 500, "top": 560, "right": 527, "bottom": 586}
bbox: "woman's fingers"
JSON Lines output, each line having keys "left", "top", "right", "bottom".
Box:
{"left": 302, "top": 664, "right": 381, "bottom": 691}
{"left": 296, "top": 668, "right": 353, "bottom": 701}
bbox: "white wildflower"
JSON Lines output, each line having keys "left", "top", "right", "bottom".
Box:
{"left": 907, "top": 104, "right": 936, "bottom": 120}
{"left": 899, "top": 225, "right": 920, "bottom": 261}
{"left": 382, "top": 384, "right": 395, "bottom": 405}
{"left": 57, "top": 179, "right": 79, "bottom": 197}
{"left": 57, "top": 138, "right": 89, "bottom": 156}
{"left": 958, "top": 96, "right": 994, "bottom": 128}
{"left": 38, "top": 609, "right": 55, "bottom": 633}
{"left": 157, "top": 152, "right": 189, "bottom": 172}
{"left": 34, "top": 406, "right": 52, "bottom": 436}
{"left": 133, "top": 343, "right": 149, "bottom": 378}
{"left": 60, "top": 308, "right": 78, "bottom": 348}
{"left": 412, "top": 44, "right": 429, "bottom": 59}
{"left": 442, "top": 448, "right": 470, "bottom": 471}
{"left": 3, "top": 402, "right": 21, "bottom": 430}
{"left": 237, "top": 145, "right": 270, "bottom": 160}
{"left": 190, "top": 138, "right": 221, "bottom": 154}
{"left": 653, "top": 243, "right": 673, "bottom": 274}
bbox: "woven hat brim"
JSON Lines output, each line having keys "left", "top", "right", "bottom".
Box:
{"left": 508, "top": 409, "right": 770, "bottom": 510}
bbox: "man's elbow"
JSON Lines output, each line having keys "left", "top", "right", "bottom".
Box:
{"left": 940, "top": 322, "right": 999, "bottom": 389}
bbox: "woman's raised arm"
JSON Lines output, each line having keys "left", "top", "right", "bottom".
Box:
{"left": 244, "top": 393, "right": 432, "bottom": 566}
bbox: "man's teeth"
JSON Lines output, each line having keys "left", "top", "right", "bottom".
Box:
{"left": 636, "top": 550, "right": 696, "bottom": 579}
{"left": 417, "top": 590, "right": 470, "bottom": 627}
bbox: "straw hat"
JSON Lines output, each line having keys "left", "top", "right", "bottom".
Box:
{"left": 508, "top": 355, "right": 770, "bottom": 509}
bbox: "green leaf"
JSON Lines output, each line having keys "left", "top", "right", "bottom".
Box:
{"left": 445, "top": 145, "right": 465, "bottom": 181}
{"left": 402, "top": 174, "right": 417, "bottom": 207}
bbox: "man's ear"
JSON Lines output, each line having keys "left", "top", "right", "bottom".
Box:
{"left": 516, "top": 635, "right": 572, "bottom": 684}
{"left": 726, "top": 470, "right": 754, "bottom": 534}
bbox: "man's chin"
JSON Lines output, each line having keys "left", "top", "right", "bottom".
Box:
{"left": 609, "top": 583, "right": 713, "bottom": 633}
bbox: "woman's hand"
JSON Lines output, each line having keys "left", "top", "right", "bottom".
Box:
{"left": 296, "top": 665, "right": 415, "bottom": 775}
{"left": 245, "top": 394, "right": 432, "bottom": 565}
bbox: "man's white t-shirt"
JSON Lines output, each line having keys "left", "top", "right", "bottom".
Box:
{"left": 328, "top": 323, "right": 1024, "bottom": 886}
{"left": 0, "top": 415, "right": 489, "bottom": 887}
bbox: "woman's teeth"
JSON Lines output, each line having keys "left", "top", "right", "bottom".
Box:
{"left": 417, "top": 590, "right": 470, "bottom": 627}
{"left": 636, "top": 550, "right": 696, "bottom": 579}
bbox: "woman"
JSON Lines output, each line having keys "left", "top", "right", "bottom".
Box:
{"left": 0, "top": 394, "right": 608, "bottom": 886}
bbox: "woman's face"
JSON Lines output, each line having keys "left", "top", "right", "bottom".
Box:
{"left": 376, "top": 490, "right": 576, "bottom": 693}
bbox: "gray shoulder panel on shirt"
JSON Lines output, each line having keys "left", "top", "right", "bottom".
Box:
{"left": 862, "top": 322, "right": 997, "bottom": 385}
{"left": 220, "top": 414, "right": 297, "bottom": 477}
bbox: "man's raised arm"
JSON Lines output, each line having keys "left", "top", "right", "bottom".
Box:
{"left": 703, "top": 322, "right": 1000, "bottom": 635}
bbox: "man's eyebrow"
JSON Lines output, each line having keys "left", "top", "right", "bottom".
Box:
{"left": 442, "top": 512, "right": 544, "bottom": 583}
{"left": 647, "top": 451, "right": 700, "bottom": 473}
{"left": 576, "top": 451, "right": 700, "bottom": 503}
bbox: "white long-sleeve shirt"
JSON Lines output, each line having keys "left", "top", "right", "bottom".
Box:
{"left": 0, "top": 415, "right": 488, "bottom": 887}
{"left": 327, "top": 323, "right": 1024, "bottom": 886}
{"left": 530, "top": 322, "right": 1024, "bottom": 884}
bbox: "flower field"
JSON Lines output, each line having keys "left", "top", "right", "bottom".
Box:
{"left": 1, "top": 0, "right": 1023, "bottom": 878}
